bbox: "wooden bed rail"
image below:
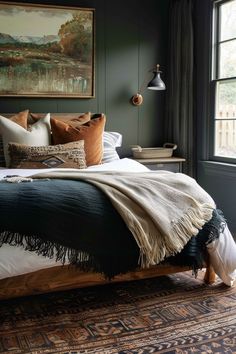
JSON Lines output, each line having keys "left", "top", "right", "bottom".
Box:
{"left": 0, "top": 263, "right": 216, "bottom": 300}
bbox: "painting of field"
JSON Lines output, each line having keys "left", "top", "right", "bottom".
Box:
{"left": 0, "top": 3, "right": 94, "bottom": 97}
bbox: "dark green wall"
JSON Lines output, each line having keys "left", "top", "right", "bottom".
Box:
{"left": 0, "top": 0, "right": 169, "bottom": 157}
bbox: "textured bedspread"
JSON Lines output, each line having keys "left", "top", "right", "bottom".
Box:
{"left": 0, "top": 178, "right": 224, "bottom": 277}
{"left": 0, "top": 179, "right": 141, "bottom": 277}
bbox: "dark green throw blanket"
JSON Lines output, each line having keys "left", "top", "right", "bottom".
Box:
{"left": 0, "top": 179, "right": 225, "bottom": 278}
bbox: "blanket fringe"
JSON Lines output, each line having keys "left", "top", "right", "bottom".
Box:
{"left": 0, "top": 208, "right": 224, "bottom": 278}
{"left": 167, "top": 208, "right": 226, "bottom": 276}
{"left": 0, "top": 230, "right": 98, "bottom": 272}
{"left": 171, "top": 203, "right": 214, "bottom": 248}
{"left": 139, "top": 203, "right": 214, "bottom": 269}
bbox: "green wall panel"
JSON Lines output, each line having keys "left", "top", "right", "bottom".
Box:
{"left": 105, "top": 0, "right": 139, "bottom": 156}
{"left": 0, "top": 0, "right": 169, "bottom": 157}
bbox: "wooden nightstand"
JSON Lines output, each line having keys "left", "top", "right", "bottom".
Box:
{"left": 133, "top": 157, "right": 186, "bottom": 173}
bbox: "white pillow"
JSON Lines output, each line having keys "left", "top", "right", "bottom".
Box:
{"left": 103, "top": 131, "right": 122, "bottom": 148}
{"left": 207, "top": 224, "right": 236, "bottom": 286}
{"left": 102, "top": 132, "right": 122, "bottom": 163}
{"left": 0, "top": 113, "right": 51, "bottom": 167}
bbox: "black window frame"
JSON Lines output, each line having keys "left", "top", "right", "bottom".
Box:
{"left": 210, "top": 0, "right": 236, "bottom": 164}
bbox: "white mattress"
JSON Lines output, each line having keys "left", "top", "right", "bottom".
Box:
{"left": 0, "top": 158, "right": 149, "bottom": 280}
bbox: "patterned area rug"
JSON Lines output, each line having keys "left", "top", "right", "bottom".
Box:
{"left": 0, "top": 271, "right": 236, "bottom": 354}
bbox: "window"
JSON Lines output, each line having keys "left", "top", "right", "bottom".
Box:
{"left": 211, "top": 0, "right": 236, "bottom": 161}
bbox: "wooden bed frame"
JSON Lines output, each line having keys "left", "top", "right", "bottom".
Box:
{"left": 0, "top": 262, "right": 216, "bottom": 300}
{"left": 0, "top": 113, "right": 216, "bottom": 300}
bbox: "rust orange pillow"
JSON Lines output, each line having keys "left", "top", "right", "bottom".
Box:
{"left": 7, "top": 110, "right": 29, "bottom": 130}
{"left": 0, "top": 110, "right": 29, "bottom": 166}
{"left": 66, "top": 112, "right": 91, "bottom": 127}
{"left": 51, "top": 114, "right": 106, "bottom": 166}
{"left": 30, "top": 112, "right": 91, "bottom": 127}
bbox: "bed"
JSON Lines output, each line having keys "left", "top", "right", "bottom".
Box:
{"left": 0, "top": 112, "right": 235, "bottom": 300}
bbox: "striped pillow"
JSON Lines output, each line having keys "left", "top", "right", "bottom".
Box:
{"left": 102, "top": 132, "right": 122, "bottom": 163}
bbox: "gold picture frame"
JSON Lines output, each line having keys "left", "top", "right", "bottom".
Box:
{"left": 0, "top": 2, "right": 95, "bottom": 98}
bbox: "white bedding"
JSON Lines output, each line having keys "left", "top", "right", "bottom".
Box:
{"left": 0, "top": 157, "right": 149, "bottom": 180}
{"left": 0, "top": 158, "right": 149, "bottom": 280}
{"left": 0, "top": 158, "right": 236, "bottom": 286}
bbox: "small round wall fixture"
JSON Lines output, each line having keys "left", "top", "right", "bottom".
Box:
{"left": 131, "top": 93, "right": 143, "bottom": 106}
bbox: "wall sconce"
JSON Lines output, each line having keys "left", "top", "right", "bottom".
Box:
{"left": 131, "top": 64, "right": 166, "bottom": 106}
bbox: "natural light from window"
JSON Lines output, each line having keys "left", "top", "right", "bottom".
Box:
{"left": 214, "top": 0, "right": 236, "bottom": 159}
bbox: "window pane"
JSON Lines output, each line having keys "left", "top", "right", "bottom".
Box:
{"left": 215, "top": 80, "right": 236, "bottom": 118}
{"left": 215, "top": 119, "right": 236, "bottom": 157}
{"left": 219, "top": 40, "right": 236, "bottom": 78}
{"left": 220, "top": 0, "right": 236, "bottom": 41}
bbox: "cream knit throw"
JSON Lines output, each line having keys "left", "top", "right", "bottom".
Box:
{"left": 30, "top": 170, "right": 215, "bottom": 268}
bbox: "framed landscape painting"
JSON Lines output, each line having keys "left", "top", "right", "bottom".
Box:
{"left": 0, "top": 2, "right": 95, "bottom": 97}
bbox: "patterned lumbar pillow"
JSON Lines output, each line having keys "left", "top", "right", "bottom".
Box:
{"left": 0, "top": 113, "right": 51, "bottom": 167}
{"left": 8, "top": 140, "right": 87, "bottom": 169}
